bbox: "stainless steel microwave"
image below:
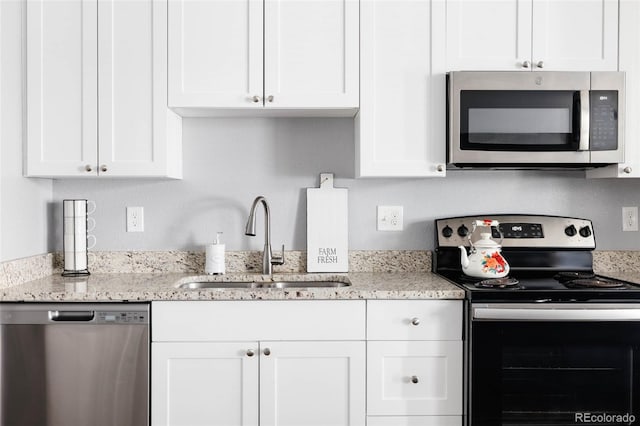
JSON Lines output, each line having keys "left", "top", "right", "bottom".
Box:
{"left": 447, "top": 71, "right": 625, "bottom": 169}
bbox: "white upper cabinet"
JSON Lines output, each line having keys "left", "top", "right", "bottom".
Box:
{"left": 446, "top": 0, "right": 619, "bottom": 71}
{"left": 26, "top": 0, "right": 182, "bottom": 178}
{"left": 26, "top": 0, "right": 98, "bottom": 176}
{"left": 355, "top": 0, "right": 447, "bottom": 177}
{"left": 588, "top": 0, "right": 640, "bottom": 178}
{"left": 168, "top": 0, "right": 359, "bottom": 116}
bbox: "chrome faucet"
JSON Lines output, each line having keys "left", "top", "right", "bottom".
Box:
{"left": 244, "top": 196, "right": 285, "bottom": 275}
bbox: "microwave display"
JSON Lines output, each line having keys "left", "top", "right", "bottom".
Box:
{"left": 461, "top": 90, "right": 580, "bottom": 151}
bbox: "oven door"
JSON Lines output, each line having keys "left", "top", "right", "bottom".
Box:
{"left": 469, "top": 303, "right": 640, "bottom": 426}
{"left": 448, "top": 71, "right": 592, "bottom": 166}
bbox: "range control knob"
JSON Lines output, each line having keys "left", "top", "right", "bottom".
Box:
{"left": 457, "top": 225, "right": 469, "bottom": 237}
{"left": 564, "top": 225, "right": 577, "bottom": 237}
{"left": 442, "top": 226, "right": 453, "bottom": 238}
{"left": 579, "top": 226, "right": 592, "bottom": 238}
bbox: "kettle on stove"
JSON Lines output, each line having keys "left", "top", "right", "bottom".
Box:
{"left": 459, "top": 220, "right": 510, "bottom": 279}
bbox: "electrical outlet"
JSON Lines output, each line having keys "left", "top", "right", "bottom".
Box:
{"left": 127, "top": 207, "right": 144, "bottom": 232}
{"left": 377, "top": 205, "right": 404, "bottom": 231}
{"left": 622, "top": 206, "right": 638, "bottom": 232}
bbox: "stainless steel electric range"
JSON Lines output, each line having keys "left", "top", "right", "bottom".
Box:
{"left": 435, "top": 215, "right": 640, "bottom": 426}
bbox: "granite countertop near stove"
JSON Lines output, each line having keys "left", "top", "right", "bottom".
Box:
{"left": 0, "top": 272, "right": 465, "bottom": 302}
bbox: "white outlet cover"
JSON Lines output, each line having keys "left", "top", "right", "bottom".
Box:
{"left": 127, "top": 206, "right": 144, "bottom": 232}
{"left": 377, "top": 205, "right": 403, "bottom": 231}
{"left": 622, "top": 206, "right": 638, "bottom": 232}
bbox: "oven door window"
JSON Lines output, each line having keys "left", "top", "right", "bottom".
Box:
{"left": 460, "top": 90, "right": 581, "bottom": 151}
{"left": 471, "top": 321, "right": 639, "bottom": 426}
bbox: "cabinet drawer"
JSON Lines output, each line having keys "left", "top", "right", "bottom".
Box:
{"left": 367, "top": 341, "right": 462, "bottom": 416}
{"left": 367, "top": 416, "right": 461, "bottom": 426}
{"left": 152, "top": 300, "right": 366, "bottom": 341}
{"left": 367, "top": 300, "right": 462, "bottom": 341}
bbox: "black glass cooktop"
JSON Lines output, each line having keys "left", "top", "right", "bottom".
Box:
{"left": 438, "top": 271, "right": 640, "bottom": 302}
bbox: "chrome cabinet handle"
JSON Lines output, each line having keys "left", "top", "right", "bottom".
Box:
{"left": 263, "top": 348, "right": 271, "bottom": 356}
{"left": 522, "top": 60, "right": 531, "bottom": 68}
{"left": 411, "top": 317, "right": 420, "bottom": 326}
{"left": 246, "top": 349, "right": 255, "bottom": 357}
{"left": 624, "top": 166, "right": 633, "bottom": 174}
{"left": 85, "top": 165, "right": 93, "bottom": 172}
{"left": 536, "top": 60, "right": 544, "bottom": 69}
{"left": 410, "top": 375, "right": 419, "bottom": 384}
{"left": 266, "top": 95, "right": 274, "bottom": 103}
{"left": 251, "top": 95, "right": 261, "bottom": 103}
{"left": 436, "top": 164, "right": 445, "bottom": 172}
{"left": 100, "top": 165, "right": 108, "bottom": 173}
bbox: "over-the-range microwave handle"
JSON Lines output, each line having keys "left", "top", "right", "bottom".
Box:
{"left": 578, "top": 90, "right": 590, "bottom": 151}
{"left": 473, "top": 304, "right": 640, "bottom": 321}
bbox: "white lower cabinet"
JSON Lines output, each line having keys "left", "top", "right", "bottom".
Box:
{"left": 150, "top": 299, "right": 462, "bottom": 426}
{"left": 151, "top": 301, "right": 366, "bottom": 426}
{"left": 366, "top": 300, "right": 463, "bottom": 425}
{"left": 367, "top": 416, "right": 461, "bottom": 426}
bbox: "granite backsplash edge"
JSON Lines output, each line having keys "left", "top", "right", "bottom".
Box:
{"left": 0, "top": 250, "right": 634, "bottom": 289}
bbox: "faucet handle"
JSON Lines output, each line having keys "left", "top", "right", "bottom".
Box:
{"left": 271, "top": 244, "right": 285, "bottom": 266}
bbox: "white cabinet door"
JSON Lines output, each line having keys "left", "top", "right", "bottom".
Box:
{"left": 532, "top": 0, "right": 618, "bottom": 71}
{"left": 98, "top": 0, "right": 182, "bottom": 177}
{"left": 356, "top": 0, "right": 446, "bottom": 177}
{"left": 446, "top": 0, "right": 532, "bottom": 71}
{"left": 152, "top": 342, "right": 259, "bottom": 426}
{"left": 263, "top": 0, "right": 358, "bottom": 109}
{"left": 260, "top": 341, "right": 366, "bottom": 426}
{"left": 367, "top": 341, "right": 463, "bottom": 416}
{"left": 25, "top": 0, "right": 98, "bottom": 176}
{"left": 168, "top": 0, "right": 263, "bottom": 109}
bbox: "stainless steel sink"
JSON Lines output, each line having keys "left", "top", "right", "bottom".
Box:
{"left": 268, "top": 281, "right": 350, "bottom": 288}
{"left": 177, "top": 280, "right": 350, "bottom": 290}
{"left": 178, "top": 282, "right": 257, "bottom": 289}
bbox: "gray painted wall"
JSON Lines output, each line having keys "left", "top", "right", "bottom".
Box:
{"left": 52, "top": 117, "right": 640, "bottom": 252}
{"left": 1, "top": 1, "right": 52, "bottom": 262}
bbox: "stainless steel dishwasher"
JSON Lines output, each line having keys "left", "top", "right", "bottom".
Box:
{"left": 0, "top": 303, "right": 149, "bottom": 426}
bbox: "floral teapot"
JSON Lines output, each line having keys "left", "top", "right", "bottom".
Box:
{"left": 458, "top": 220, "right": 510, "bottom": 279}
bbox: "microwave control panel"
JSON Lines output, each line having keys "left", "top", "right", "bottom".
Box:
{"left": 590, "top": 90, "right": 618, "bottom": 151}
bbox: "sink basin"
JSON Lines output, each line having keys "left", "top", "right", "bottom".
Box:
{"left": 269, "top": 281, "right": 350, "bottom": 288}
{"left": 178, "top": 281, "right": 257, "bottom": 289}
{"left": 177, "top": 280, "right": 351, "bottom": 290}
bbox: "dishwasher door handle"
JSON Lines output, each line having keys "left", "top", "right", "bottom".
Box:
{"left": 49, "top": 310, "right": 95, "bottom": 322}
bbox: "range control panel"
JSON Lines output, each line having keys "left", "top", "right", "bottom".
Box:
{"left": 436, "top": 215, "right": 595, "bottom": 249}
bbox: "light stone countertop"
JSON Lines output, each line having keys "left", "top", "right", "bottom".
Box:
{"left": 598, "top": 270, "right": 640, "bottom": 286}
{"left": 0, "top": 272, "right": 465, "bottom": 302}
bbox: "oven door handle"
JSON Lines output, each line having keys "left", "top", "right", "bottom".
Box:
{"left": 473, "top": 307, "right": 640, "bottom": 321}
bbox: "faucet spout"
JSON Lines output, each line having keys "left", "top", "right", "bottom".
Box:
{"left": 245, "top": 196, "right": 284, "bottom": 275}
